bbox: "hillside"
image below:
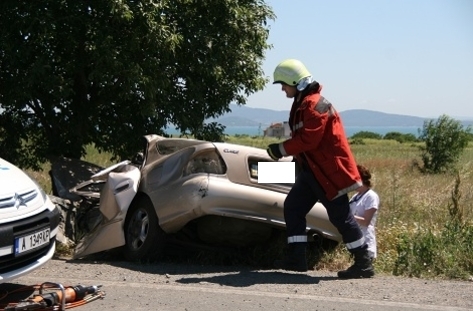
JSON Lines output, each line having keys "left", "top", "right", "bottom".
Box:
{"left": 339, "top": 109, "right": 426, "bottom": 126}
{"left": 208, "top": 104, "right": 473, "bottom": 127}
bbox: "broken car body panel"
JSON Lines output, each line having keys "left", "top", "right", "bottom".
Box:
{"left": 72, "top": 162, "right": 140, "bottom": 258}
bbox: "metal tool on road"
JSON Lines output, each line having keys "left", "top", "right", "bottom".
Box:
{"left": 1, "top": 282, "right": 104, "bottom": 311}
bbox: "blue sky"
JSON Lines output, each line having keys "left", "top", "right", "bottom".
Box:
{"left": 245, "top": 0, "right": 473, "bottom": 119}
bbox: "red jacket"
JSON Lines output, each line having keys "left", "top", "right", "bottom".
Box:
{"left": 279, "top": 83, "right": 361, "bottom": 200}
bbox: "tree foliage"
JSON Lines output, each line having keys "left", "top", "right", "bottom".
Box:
{"left": 193, "top": 122, "right": 226, "bottom": 142}
{"left": 0, "top": 0, "right": 274, "bottom": 169}
{"left": 418, "top": 115, "right": 471, "bottom": 173}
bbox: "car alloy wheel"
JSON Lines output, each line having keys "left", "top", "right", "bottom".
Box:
{"left": 123, "top": 196, "right": 166, "bottom": 261}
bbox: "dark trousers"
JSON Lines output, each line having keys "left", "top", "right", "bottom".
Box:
{"left": 284, "top": 170, "right": 364, "bottom": 247}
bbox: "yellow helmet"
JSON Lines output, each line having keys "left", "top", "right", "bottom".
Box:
{"left": 273, "top": 59, "right": 311, "bottom": 86}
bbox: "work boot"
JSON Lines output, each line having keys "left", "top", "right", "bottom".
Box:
{"left": 337, "top": 247, "right": 375, "bottom": 279}
{"left": 273, "top": 242, "right": 308, "bottom": 272}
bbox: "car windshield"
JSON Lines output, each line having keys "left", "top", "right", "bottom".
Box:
{"left": 157, "top": 139, "right": 207, "bottom": 155}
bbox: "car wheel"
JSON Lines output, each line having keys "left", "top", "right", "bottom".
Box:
{"left": 123, "top": 196, "right": 166, "bottom": 261}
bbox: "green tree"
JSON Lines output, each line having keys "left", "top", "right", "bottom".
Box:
{"left": 188, "top": 122, "right": 226, "bottom": 142}
{"left": 418, "top": 115, "right": 471, "bottom": 173}
{"left": 0, "top": 0, "right": 274, "bottom": 169}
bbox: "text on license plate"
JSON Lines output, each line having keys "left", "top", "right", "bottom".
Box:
{"left": 15, "top": 227, "right": 50, "bottom": 255}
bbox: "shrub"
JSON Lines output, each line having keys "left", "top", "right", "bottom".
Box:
{"left": 418, "top": 115, "right": 471, "bottom": 173}
{"left": 392, "top": 172, "right": 473, "bottom": 279}
{"left": 393, "top": 222, "right": 473, "bottom": 279}
{"left": 351, "top": 131, "right": 383, "bottom": 140}
{"left": 384, "top": 132, "right": 418, "bottom": 143}
{"left": 349, "top": 137, "right": 365, "bottom": 145}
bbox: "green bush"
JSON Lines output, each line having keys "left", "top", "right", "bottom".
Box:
{"left": 394, "top": 222, "right": 473, "bottom": 279}
{"left": 349, "top": 137, "right": 365, "bottom": 145}
{"left": 393, "top": 172, "right": 472, "bottom": 279}
{"left": 383, "top": 132, "right": 418, "bottom": 143}
{"left": 418, "top": 115, "right": 471, "bottom": 173}
{"left": 351, "top": 131, "right": 383, "bottom": 140}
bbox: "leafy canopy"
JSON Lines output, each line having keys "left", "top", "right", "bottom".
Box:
{"left": 0, "top": 0, "right": 274, "bottom": 169}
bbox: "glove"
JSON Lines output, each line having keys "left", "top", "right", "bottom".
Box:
{"left": 267, "top": 143, "right": 283, "bottom": 161}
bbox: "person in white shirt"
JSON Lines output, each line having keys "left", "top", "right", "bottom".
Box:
{"left": 349, "top": 165, "right": 380, "bottom": 261}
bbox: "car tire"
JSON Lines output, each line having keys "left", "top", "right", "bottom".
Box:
{"left": 123, "top": 196, "right": 166, "bottom": 261}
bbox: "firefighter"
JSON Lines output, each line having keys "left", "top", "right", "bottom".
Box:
{"left": 266, "top": 59, "right": 374, "bottom": 278}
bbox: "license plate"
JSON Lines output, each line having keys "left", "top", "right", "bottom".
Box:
{"left": 15, "top": 227, "right": 50, "bottom": 255}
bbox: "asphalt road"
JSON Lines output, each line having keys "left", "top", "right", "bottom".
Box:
{"left": 1, "top": 259, "right": 472, "bottom": 311}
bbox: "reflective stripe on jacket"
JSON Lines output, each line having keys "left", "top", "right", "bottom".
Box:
{"left": 280, "top": 83, "right": 362, "bottom": 200}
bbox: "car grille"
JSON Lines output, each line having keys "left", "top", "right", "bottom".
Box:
{"left": 0, "top": 189, "right": 38, "bottom": 209}
{"left": 0, "top": 207, "right": 60, "bottom": 275}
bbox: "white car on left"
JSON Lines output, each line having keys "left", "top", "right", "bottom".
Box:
{"left": 0, "top": 157, "right": 60, "bottom": 283}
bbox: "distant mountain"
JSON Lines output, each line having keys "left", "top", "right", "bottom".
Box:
{"left": 208, "top": 105, "right": 288, "bottom": 126}
{"left": 208, "top": 105, "right": 473, "bottom": 128}
{"left": 339, "top": 109, "right": 426, "bottom": 127}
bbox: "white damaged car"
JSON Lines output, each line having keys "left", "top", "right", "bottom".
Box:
{"left": 50, "top": 135, "right": 341, "bottom": 261}
{"left": 0, "top": 157, "right": 60, "bottom": 283}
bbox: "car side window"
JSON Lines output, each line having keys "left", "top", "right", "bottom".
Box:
{"left": 249, "top": 162, "right": 258, "bottom": 179}
{"left": 183, "top": 150, "right": 226, "bottom": 176}
{"left": 248, "top": 158, "right": 266, "bottom": 181}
